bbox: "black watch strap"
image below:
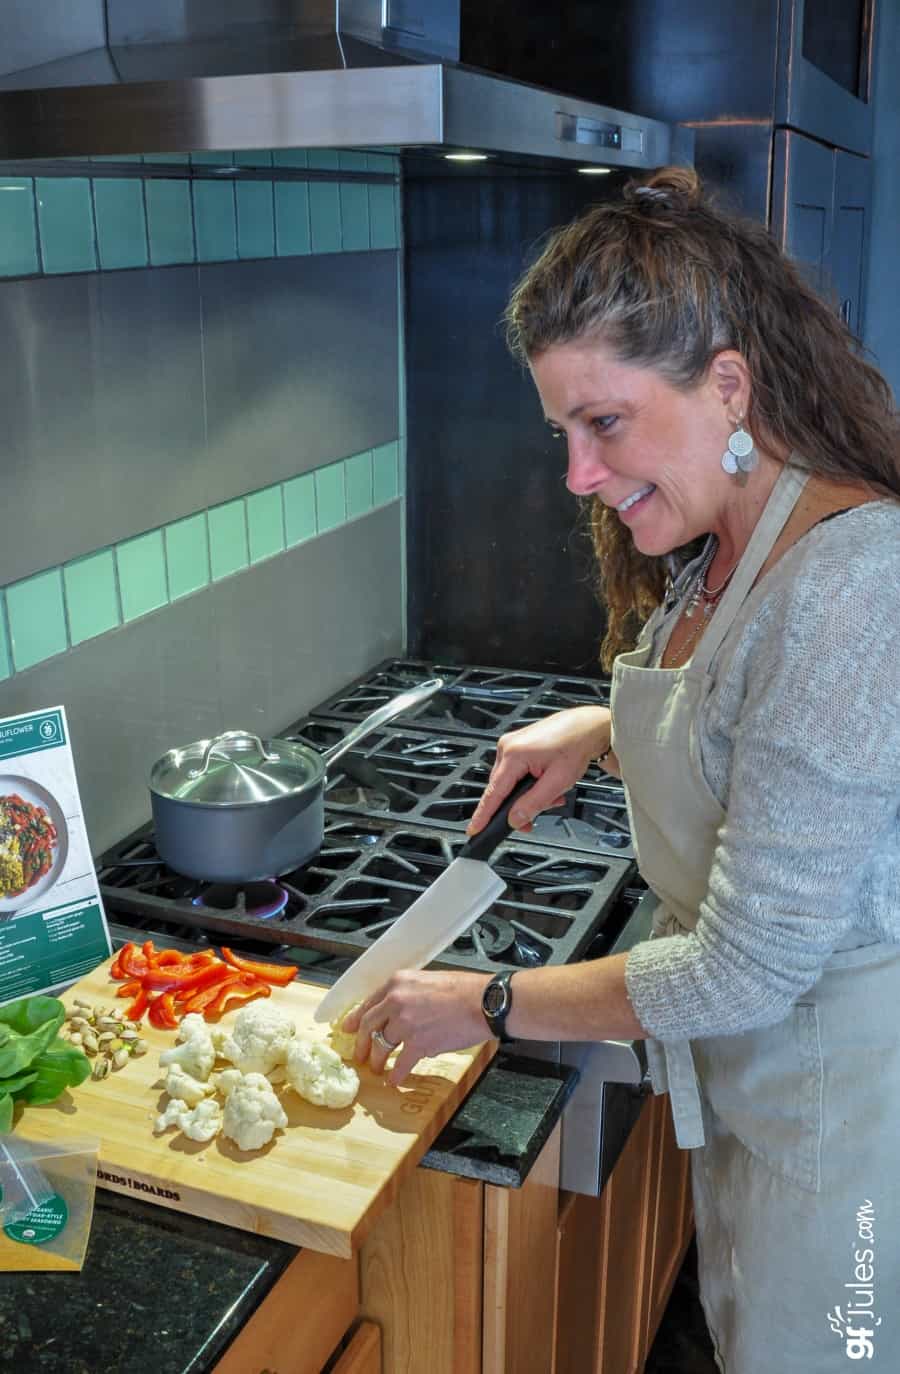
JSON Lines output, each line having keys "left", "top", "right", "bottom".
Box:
{"left": 482, "top": 971, "right": 515, "bottom": 1043}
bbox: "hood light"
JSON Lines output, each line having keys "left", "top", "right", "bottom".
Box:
{"left": 577, "top": 166, "right": 612, "bottom": 175}
{"left": 445, "top": 153, "right": 489, "bottom": 162}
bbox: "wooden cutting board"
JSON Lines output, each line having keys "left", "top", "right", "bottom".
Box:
{"left": 17, "top": 957, "right": 495, "bottom": 1258}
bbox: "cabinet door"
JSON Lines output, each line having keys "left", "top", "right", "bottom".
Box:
{"left": 831, "top": 149, "right": 871, "bottom": 336}
{"left": 772, "top": 129, "right": 835, "bottom": 297}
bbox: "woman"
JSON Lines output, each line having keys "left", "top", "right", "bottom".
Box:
{"left": 345, "top": 167, "right": 900, "bottom": 1370}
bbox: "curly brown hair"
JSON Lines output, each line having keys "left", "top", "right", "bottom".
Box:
{"left": 504, "top": 166, "right": 900, "bottom": 669}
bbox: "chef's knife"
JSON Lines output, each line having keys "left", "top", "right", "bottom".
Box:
{"left": 313, "top": 775, "right": 535, "bottom": 1024}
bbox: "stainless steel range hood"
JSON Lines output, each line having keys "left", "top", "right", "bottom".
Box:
{"left": 0, "top": 0, "right": 686, "bottom": 169}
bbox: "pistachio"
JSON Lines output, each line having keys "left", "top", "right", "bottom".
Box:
{"left": 91, "top": 1057, "right": 111, "bottom": 1081}
{"left": 73, "top": 998, "right": 92, "bottom": 1010}
{"left": 82, "top": 1032, "right": 99, "bottom": 1055}
{"left": 69, "top": 1032, "right": 84, "bottom": 1046}
{"left": 119, "top": 1029, "right": 138, "bottom": 1042}
{"left": 97, "top": 1031, "right": 116, "bottom": 1045}
{"left": 107, "top": 1037, "right": 124, "bottom": 1053}
{"left": 69, "top": 1015, "right": 89, "bottom": 1031}
{"left": 112, "top": 1048, "right": 130, "bottom": 1070}
{"left": 96, "top": 1018, "right": 119, "bottom": 1033}
{"left": 131, "top": 1039, "right": 149, "bottom": 1057}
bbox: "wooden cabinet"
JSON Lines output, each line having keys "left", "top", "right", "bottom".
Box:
{"left": 553, "top": 1092, "right": 694, "bottom": 1374}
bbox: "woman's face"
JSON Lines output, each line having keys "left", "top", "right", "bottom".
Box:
{"left": 530, "top": 339, "right": 745, "bottom": 557}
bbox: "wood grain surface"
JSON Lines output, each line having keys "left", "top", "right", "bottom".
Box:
{"left": 15, "top": 957, "right": 494, "bottom": 1257}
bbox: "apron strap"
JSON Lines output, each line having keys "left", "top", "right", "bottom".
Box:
{"left": 691, "top": 462, "right": 809, "bottom": 674}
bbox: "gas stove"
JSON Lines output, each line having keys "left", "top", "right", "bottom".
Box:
{"left": 280, "top": 717, "right": 633, "bottom": 860}
{"left": 96, "top": 815, "right": 635, "bottom": 977}
{"left": 310, "top": 657, "right": 611, "bottom": 739}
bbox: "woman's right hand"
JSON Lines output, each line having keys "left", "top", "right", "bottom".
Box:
{"left": 467, "top": 706, "right": 617, "bottom": 836}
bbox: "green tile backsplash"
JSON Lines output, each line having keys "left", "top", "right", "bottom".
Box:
{"left": 0, "top": 150, "right": 399, "bottom": 278}
{"left": 0, "top": 145, "right": 404, "bottom": 680}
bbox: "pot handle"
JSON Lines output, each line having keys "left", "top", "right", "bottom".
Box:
{"left": 320, "top": 677, "right": 445, "bottom": 770}
{"left": 188, "top": 730, "right": 278, "bottom": 778}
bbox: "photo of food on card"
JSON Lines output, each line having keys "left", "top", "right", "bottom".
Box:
{"left": 0, "top": 778, "right": 69, "bottom": 916}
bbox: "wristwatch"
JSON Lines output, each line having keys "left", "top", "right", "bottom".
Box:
{"left": 481, "top": 971, "right": 515, "bottom": 1043}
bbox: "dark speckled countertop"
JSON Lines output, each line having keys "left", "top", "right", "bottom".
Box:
{"left": 0, "top": 1052, "right": 579, "bottom": 1374}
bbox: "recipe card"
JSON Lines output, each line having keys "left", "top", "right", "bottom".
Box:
{"left": 0, "top": 706, "right": 111, "bottom": 1004}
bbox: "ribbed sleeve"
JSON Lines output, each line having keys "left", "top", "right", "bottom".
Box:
{"left": 624, "top": 504, "right": 900, "bottom": 1040}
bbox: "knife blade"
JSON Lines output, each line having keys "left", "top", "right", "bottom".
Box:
{"left": 313, "top": 775, "right": 534, "bottom": 1024}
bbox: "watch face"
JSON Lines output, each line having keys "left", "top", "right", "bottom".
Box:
{"left": 483, "top": 980, "right": 508, "bottom": 1015}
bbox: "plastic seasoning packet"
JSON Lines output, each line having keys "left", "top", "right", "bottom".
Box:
{"left": 0, "top": 1135, "right": 99, "bottom": 1271}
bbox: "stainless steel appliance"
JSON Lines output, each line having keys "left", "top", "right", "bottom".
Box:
{"left": 95, "top": 656, "right": 652, "bottom": 1195}
{"left": 0, "top": 0, "right": 689, "bottom": 171}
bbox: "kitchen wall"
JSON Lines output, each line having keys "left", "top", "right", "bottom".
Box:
{"left": 0, "top": 151, "right": 406, "bottom": 854}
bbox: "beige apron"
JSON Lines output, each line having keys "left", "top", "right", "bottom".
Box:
{"left": 610, "top": 463, "right": 900, "bottom": 1369}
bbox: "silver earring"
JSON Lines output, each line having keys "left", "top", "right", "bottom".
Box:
{"left": 721, "top": 416, "right": 757, "bottom": 474}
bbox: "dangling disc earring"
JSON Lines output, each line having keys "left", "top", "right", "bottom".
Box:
{"left": 721, "top": 415, "right": 758, "bottom": 474}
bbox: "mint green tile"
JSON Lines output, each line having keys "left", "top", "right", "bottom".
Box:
{"left": 247, "top": 485, "right": 285, "bottom": 563}
{"left": 314, "top": 462, "right": 346, "bottom": 532}
{"left": 63, "top": 548, "right": 120, "bottom": 645}
{"left": 369, "top": 183, "right": 397, "bottom": 250}
{"left": 274, "top": 182, "right": 310, "bottom": 256}
{"left": 0, "top": 178, "right": 38, "bottom": 276}
{"left": 283, "top": 473, "right": 317, "bottom": 546}
{"left": 93, "top": 179, "right": 148, "bottom": 269}
{"left": 143, "top": 152, "right": 190, "bottom": 163}
{"left": 339, "top": 181, "right": 369, "bottom": 251}
{"left": 273, "top": 149, "right": 308, "bottom": 168}
{"left": 145, "top": 179, "right": 195, "bottom": 265}
{"left": 236, "top": 181, "right": 275, "bottom": 258}
{"left": 234, "top": 150, "right": 273, "bottom": 167}
{"left": 193, "top": 180, "right": 237, "bottom": 262}
{"left": 117, "top": 530, "right": 168, "bottom": 621}
{"left": 0, "top": 597, "right": 11, "bottom": 680}
{"left": 208, "top": 499, "right": 249, "bottom": 580}
{"left": 373, "top": 441, "right": 400, "bottom": 504}
{"left": 366, "top": 153, "right": 397, "bottom": 173}
{"left": 345, "top": 451, "right": 374, "bottom": 519}
{"left": 307, "top": 149, "right": 341, "bottom": 170}
{"left": 6, "top": 569, "right": 68, "bottom": 671}
{"left": 164, "top": 513, "right": 210, "bottom": 600}
{"left": 339, "top": 152, "right": 369, "bottom": 171}
{"left": 35, "top": 178, "right": 96, "bottom": 273}
{"left": 190, "top": 151, "right": 234, "bottom": 166}
{"left": 309, "top": 182, "right": 341, "bottom": 254}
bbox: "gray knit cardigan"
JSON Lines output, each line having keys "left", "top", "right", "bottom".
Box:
{"left": 622, "top": 500, "right": 900, "bottom": 1039}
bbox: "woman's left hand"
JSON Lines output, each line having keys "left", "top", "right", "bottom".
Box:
{"left": 342, "top": 969, "right": 492, "bottom": 1086}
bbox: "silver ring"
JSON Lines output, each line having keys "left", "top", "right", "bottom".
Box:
{"left": 371, "top": 1028, "right": 399, "bottom": 1053}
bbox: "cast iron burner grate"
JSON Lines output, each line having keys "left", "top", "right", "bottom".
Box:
{"left": 309, "top": 657, "right": 611, "bottom": 740}
{"left": 96, "top": 815, "right": 634, "bottom": 975}
{"left": 282, "top": 718, "right": 633, "bottom": 860}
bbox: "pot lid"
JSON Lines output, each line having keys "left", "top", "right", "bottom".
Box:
{"left": 150, "top": 730, "right": 323, "bottom": 807}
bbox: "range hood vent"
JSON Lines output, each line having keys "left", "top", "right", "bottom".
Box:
{"left": 0, "top": 1, "right": 687, "bottom": 170}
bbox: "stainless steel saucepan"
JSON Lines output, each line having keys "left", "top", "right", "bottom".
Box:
{"left": 148, "top": 678, "right": 443, "bottom": 882}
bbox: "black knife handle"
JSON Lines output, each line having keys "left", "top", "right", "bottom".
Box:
{"left": 460, "top": 775, "right": 537, "bottom": 864}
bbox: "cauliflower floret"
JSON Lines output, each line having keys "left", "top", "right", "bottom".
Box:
{"left": 155, "top": 1097, "right": 191, "bottom": 1133}
{"left": 285, "top": 1039, "right": 359, "bottom": 1110}
{"left": 154, "top": 1095, "right": 223, "bottom": 1142}
{"left": 220, "top": 1004, "right": 296, "bottom": 1076}
{"left": 165, "top": 1062, "right": 214, "bottom": 1108}
{"left": 210, "top": 1067, "right": 244, "bottom": 1097}
{"left": 179, "top": 1098, "right": 223, "bottom": 1143}
{"left": 159, "top": 1017, "right": 216, "bottom": 1081}
{"left": 220, "top": 1071, "right": 288, "bottom": 1151}
{"left": 326, "top": 1020, "right": 359, "bottom": 1063}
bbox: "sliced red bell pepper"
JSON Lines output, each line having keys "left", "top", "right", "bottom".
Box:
{"left": 169, "top": 963, "right": 232, "bottom": 1001}
{"left": 118, "top": 944, "right": 151, "bottom": 979}
{"left": 152, "top": 949, "right": 188, "bottom": 967}
{"left": 220, "top": 947, "right": 298, "bottom": 987}
{"left": 147, "top": 991, "right": 180, "bottom": 1030}
{"left": 143, "top": 960, "right": 228, "bottom": 993}
{"left": 179, "top": 972, "right": 244, "bottom": 1015}
{"left": 207, "top": 980, "right": 271, "bottom": 1018}
{"left": 116, "top": 978, "right": 143, "bottom": 999}
{"left": 109, "top": 942, "right": 132, "bottom": 979}
{"left": 125, "top": 985, "right": 151, "bottom": 1022}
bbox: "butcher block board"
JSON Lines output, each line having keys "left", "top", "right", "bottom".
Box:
{"left": 17, "top": 957, "right": 496, "bottom": 1258}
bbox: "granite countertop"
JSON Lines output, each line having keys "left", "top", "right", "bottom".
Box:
{"left": 0, "top": 1052, "right": 578, "bottom": 1374}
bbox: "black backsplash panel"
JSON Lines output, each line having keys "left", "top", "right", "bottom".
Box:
{"left": 404, "top": 165, "right": 625, "bottom": 674}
